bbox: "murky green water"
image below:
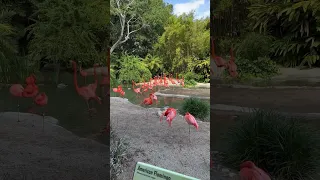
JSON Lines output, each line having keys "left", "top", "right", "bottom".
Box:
{"left": 110, "top": 86, "right": 210, "bottom": 111}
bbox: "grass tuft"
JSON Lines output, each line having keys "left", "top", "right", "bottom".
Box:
{"left": 180, "top": 97, "right": 210, "bottom": 121}
{"left": 223, "top": 109, "right": 320, "bottom": 180}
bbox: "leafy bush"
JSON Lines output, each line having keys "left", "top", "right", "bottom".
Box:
{"left": 184, "top": 79, "right": 197, "bottom": 87}
{"left": 184, "top": 72, "right": 200, "bottom": 81}
{"left": 224, "top": 109, "right": 320, "bottom": 180}
{"left": 118, "top": 55, "right": 152, "bottom": 83}
{"left": 235, "top": 56, "right": 279, "bottom": 79}
{"left": 180, "top": 97, "right": 210, "bottom": 120}
{"left": 235, "top": 32, "right": 273, "bottom": 61}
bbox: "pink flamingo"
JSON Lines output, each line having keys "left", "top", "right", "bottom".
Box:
{"left": 34, "top": 92, "right": 48, "bottom": 130}
{"left": 150, "top": 92, "right": 158, "bottom": 105}
{"left": 226, "top": 48, "right": 238, "bottom": 78}
{"left": 9, "top": 84, "right": 24, "bottom": 122}
{"left": 132, "top": 80, "right": 141, "bottom": 96}
{"left": 160, "top": 108, "right": 177, "bottom": 127}
{"left": 140, "top": 93, "right": 153, "bottom": 120}
{"left": 184, "top": 112, "right": 199, "bottom": 142}
{"left": 71, "top": 61, "right": 101, "bottom": 113}
{"left": 239, "top": 161, "right": 271, "bottom": 180}
{"left": 211, "top": 37, "right": 227, "bottom": 77}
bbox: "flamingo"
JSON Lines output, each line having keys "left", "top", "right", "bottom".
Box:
{"left": 211, "top": 37, "right": 227, "bottom": 77}
{"left": 25, "top": 74, "right": 36, "bottom": 85}
{"left": 9, "top": 84, "right": 24, "bottom": 122}
{"left": 141, "top": 93, "right": 153, "bottom": 120}
{"left": 150, "top": 92, "right": 158, "bottom": 105}
{"left": 132, "top": 80, "right": 141, "bottom": 96}
{"left": 23, "top": 84, "right": 39, "bottom": 98}
{"left": 184, "top": 112, "right": 199, "bottom": 142}
{"left": 34, "top": 92, "right": 48, "bottom": 131}
{"left": 226, "top": 47, "right": 238, "bottom": 78}
{"left": 239, "top": 161, "right": 271, "bottom": 180}
{"left": 160, "top": 108, "right": 177, "bottom": 127}
{"left": 71, "top": 61, "right": 101, "bottom": 113}
{"left": 88, "top": 63, "right": 99, "bottom": 93}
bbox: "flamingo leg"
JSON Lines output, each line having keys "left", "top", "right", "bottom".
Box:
{"left": 17, "top": 100, "right": 20, "bottom": 122}
{"left": 189, "top": 125, "right": 191, "bottom": 142}
{"left": 42, "top": 112, "right": 45, "bottom": 132}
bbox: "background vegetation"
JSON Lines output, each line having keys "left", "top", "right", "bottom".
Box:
{"left": 0, "top": 0, "right": 110, "bottom": 84}
{"left": 110, "top": 0, "right": 210, "bottom": 87}
{"left": 224, "top": 110, "right": 320, "bottom": 180}
{"left": 212, "top": 0, "right": 320, "bottom": 80}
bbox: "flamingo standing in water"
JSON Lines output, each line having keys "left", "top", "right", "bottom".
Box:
{"left": 184, "top": 112, "right": 199, "bottom": 142}
{"left": 9, "top": 84, "right": 24, "bottom": 122}
{"left": 239, "top": 161, "right": 271, "bottom": 180}
{"left": 211, "top": 37, "right": 227, "bottom": 77}
{"left": 71, "top": 61, "right": 101, "bottom": 113}
{"left": 132, "top": 80, "right": 141, "bottom": 97}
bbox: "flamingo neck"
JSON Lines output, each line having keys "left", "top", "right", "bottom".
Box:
{"left": 211, "top": 38, "right": 217, "bottom": 59}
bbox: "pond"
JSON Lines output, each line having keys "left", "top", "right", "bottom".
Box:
{"left": 110, "top": 85, "right": 210, "bottom": 115}
{"left": 0, "top": 72, "right": 109, "bottom": 145}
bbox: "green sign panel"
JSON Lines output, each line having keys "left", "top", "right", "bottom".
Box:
{"left": 133, "top": 162, "right": 201, "bottom": 180}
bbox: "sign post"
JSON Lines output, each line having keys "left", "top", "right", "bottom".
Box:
{"left": 133, "top": 162, "right": 201, "bottom": 180}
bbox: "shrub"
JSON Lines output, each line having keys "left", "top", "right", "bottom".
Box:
{"left": 180, "top": 97, "right": 210, "bottom": 120}
{"left": 235, "top": 32, "right": 273, "bottom": 61}
{"left": 223, "top": 109, "right": 320, "bottom": 180}
{"left": 118, "top": 55, "right": 152, "bottom": 83}
{"left": 184, "top": 79, "right": 197, "bottom": 87}
{"left": 235, "top": 56, "right": 279, "bottom": 79}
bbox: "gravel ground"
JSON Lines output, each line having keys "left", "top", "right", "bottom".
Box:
{"left": 0, "top": 112, "right": 108, "bottom": 180}
{"left": 110, "top": 97, "right": 210, "bottom": 180}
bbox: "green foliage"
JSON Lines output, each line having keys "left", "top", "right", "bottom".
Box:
{"left": 154, "top": 13, "right": 209, "bottom": 80}
{"left": 248, "top": 0, "right": 320, "bottom": 67}
{"left": 118, "top": 55, "right": 152, "bottom": 83}
{"left": 180, "top": 97, "right": 210, "bottom": 121}
{"left": 224, "top": 109, "right": 320, "bottom": 180}
{"left": 184, "top": 79, "right": 197, "bottom": 88}
{"left": 143, "top": 54, "right": 163, "bottom": 76}
{"left": 27, "top": 0, "right": 109, "bottom": 67}
{"left": 235, "top": 32, "right": 273, "bottom": 61}
{"left": 235, "top": 56, "right": 279, "bottom": 79}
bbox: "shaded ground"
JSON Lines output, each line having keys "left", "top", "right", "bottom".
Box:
{"left": 212, "top": 88, "right": 320, "bottom": 113}
{"left": 0, "top": 112, "right": 108, "bottom": 180}
{"left": 110, "top": 97, "right": 210, "bottom": 180}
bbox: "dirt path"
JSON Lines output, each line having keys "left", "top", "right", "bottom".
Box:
{"left": 110, "top": 97, "right": 210, "bottom": 180}
{"left": 0, "top": 112, "right": 108, "bottom": 180}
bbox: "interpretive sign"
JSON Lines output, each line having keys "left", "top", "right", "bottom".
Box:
{"left": 133, "top": 162, "right": 200, "bottom": 180}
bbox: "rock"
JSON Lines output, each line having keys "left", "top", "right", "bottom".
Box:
{"left": 221, "top": 168, "right": 230, "bottom": 173}
{"left": 157, "top": 111, "right": 162, "bottom": 117}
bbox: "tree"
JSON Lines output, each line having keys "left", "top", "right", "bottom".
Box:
{"left": 110, "top": 0, "right": 147, "bottom": 54}
{"left": 154, "top": 13, "right": 210, "bottom": 78}
{"left": 248, "top": 0, "right": 320, "bottom": 67}
{"left": 27, "top": 0, "right": 109, "bottom": 83}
